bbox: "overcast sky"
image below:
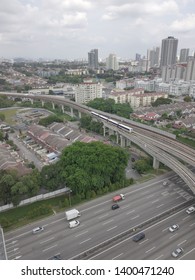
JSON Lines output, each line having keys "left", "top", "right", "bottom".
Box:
{"left": 0, "top": 0, "right": 195, "bottom": 60}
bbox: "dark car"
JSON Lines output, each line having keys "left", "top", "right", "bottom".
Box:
{"left": 111, "top": 204, "right": 120, "bottom": 210}
{"left": 48, "top": 254, "right": 62, "bottom": 260}
{"left": 132, "top": 232, "right": 145, "bottom": 242}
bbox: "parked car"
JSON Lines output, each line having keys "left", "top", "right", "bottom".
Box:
{"left": 169, "top": 224, "right": 179, "bottom": 232}
{"left": 132, "top": 232, "right": 145, "bottom": 242}
{"left": 32, "top": 226, "right": 44, "bottom": 234}
{"left": 111, "top": 204, "right": 120, "bottom": 210}
{"left": 171, "top": 247, "right": 183, "bottom": 258}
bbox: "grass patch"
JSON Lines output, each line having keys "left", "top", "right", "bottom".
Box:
{"left": 1, "top": 108, "right": 18, "bottom": 125}
{"left": 0, "top": 195, "right": 68, "bottom": 232}
{"left": 177, "top": 135, "right": 195, "bottom": 149}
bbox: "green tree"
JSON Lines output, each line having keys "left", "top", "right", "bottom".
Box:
{"left": 183, "top": 96, "right": 192, "bottom": 102}
{"left": 0, "top": 113, "right": 5, "bottom": 121}
{"left": 0, "top": 172, "right": 16, "bottom": 204}
{"left": 59, "top": 141, "right": 129, "bottom": 195}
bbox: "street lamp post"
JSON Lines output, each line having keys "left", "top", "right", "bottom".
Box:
{"left": 68, "top": 190, "right": 72, "bottom": 207}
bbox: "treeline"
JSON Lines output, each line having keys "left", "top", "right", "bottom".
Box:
{"left": 87, "top": 98, "right": 133, "bottom": 119}
{"left": 79, "top": 115, "right": 103, "bottom": 134}
{"left": 152, "top": 97, "right": 172, "bottom": 107}
{"left": 38, "top": 115, "right": 63, "bottom": 126}
{"left": 0, "top": 141, "right": 132, "bottom": 207}
{"left": 0, "top": 95, "right": 15, "bottom": 108}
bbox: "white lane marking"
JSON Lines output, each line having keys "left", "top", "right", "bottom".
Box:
{"left": 189, "top": 222, "right": 195, "bottom": 227}
{"left": 146, "top": 194, "right": 155, "bottom": 199}
{"left": 13, "top": 255, "right": 22, "bottom": 260}
{"left": 8, "top": 251, "right": 21, "bottom": 258}
{"left": 75, "top": 231, "right": 88, "bottom": 237}
{"left": 177, "top": 240, "right": 187, "bottom": 246}
{"left": 7, "top": 247, "right": 19, "bottom": 254}
{"left": 126, "top": 210, "right": 135, "bottom": 215}
{"left": 98, "top": 214, "right": 109, "bottom": 219}
{"left": 131, "top": 215, "right": 140, "bottom": 220}
{"left": 107, "top": 226, "right": 117, "bottom": 232}
{"left": 94, "top": 209, "right": 105, "bottom": 214}
{"left": 121, "top": 205, "right": 130, "bottom": 209}
{"left": 183, "top": 216, "right": 190, "bottom": 221}
{"left": 151, "top": 199, "right": 159, "bottom": 204}
{"left": 139, "top": 239, "right": 148, "bottom": 245}
{"left": 112, "top": 253, "right": 123, "bottom": 260}
{"left": 79, "top": 238, "right": 91, "bottom": 245}
{"left": 49, "top": 218, "right": 65, "bottom": 225}
{"left": 180, "top": 248, "right": 195, "bottom": 259}
{"left": 162, "top": 227, "right": 168, "bottom": 232}
{"left": 145, "top": 247, "right": 155, "bottom": 254}
{"left": 103, "top": 219, "right": 113, "bottom": 225}
{"left": 40, "top": 237, "right": 54, "bottom": 244}
{"left": 169, "top": 233, "right": 177, "bottom": 239}
{"left": 155, "top": 254, "right": 164, "bottom": 260}
{"left": 156, "top": 204, "right": 164, "bottom": 208}
{"left": 42, "top": 244, "right": 57, "bottom": 252}
{"left": 175, "top": 196, "right": 181, "bottom": 199}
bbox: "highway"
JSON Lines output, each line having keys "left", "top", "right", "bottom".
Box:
{"left": 4, "top": 174, "right": 194, "bottom": 260}
{"left": 90, "top": 208, "right": 195, "bottom": 260}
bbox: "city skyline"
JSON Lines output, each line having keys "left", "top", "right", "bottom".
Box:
{"left": 0, "top": 0, "right": 195, "bottom": 60}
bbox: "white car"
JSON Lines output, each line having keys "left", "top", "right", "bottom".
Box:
{"left": 69, "top": 220, "right": 80, "bottom": 228}
{"left": 32, "top": 226, "right": 44, "bottom": 234}
{"left": 186, "top": 206, "right": 195, "bottom": 214}
{"left": 171, "top": 247, "right": 183, "bottom": 258}
{"left": 169, "top": 224, "right": 179, "bottom": 232}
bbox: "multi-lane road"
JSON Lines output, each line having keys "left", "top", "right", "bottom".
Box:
{"left": 4, "top": 173, "right": 195, "bottom": 260}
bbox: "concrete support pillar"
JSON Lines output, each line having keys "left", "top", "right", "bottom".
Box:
{"left": 103, "top": 125, "right": 106, "bottom": 137}
{"left": 41, "top": 100, "right": 44, "bottom": 107}
{"left": 61, "top": 105, "right": 65, "bottom": 113}
{"left": 70, "top": 107, "right": 74, "bottom": 117}
{"left": 126, "top": 139, "right": 131, "bottom": 147}
{"left": 153, "top": 156, "right": 160, "bottom": 169}
{"left": 120, "top": 135, "right": 126, "bottom": 148}
{"left": 116, "top": 132, "right": 119, "bottom": 144}
{"left": 108, "top": 128, "right": 114, "bottom": 136}
{"left": 78, "top": 111, "right": 82, "bottom": 119}
{"left": 52, "top": 102, "right": 55, "bottom": 110}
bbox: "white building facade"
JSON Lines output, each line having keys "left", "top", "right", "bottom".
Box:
{"left": 75, "top": 79, "right": 102, "bottom": 104}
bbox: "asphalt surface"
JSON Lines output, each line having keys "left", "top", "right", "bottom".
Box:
{"left": 4, "top": 172, "right": 194, "bottom": 260}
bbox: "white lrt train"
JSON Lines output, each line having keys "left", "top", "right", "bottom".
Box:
{"left": 91, "top": 111, "right": 133, "bottom": 133}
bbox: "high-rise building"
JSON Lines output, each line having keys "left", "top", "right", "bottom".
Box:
{"left": 179, "top": 48, "right": 189, "bottom": 63}
{"left": 147, "top": 47, "right": 160, "bottom": 70}
{"left": 135, "top": 53, "right": 141, "bottom": 61}
{"left": 88, "top": 49, "right": 98, "bottom": 69}
{"left": 185, "top": 55, "right": 195, "bottom": 81}
{"left": 160, "top": 36, "right": 178, "bottom": 67}
{"left": 106, "top": 54, "right": 119, "bottom": 70}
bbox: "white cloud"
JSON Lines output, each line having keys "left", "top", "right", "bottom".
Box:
{"left": 102, "top": 1, "right": 179, "bottom": 21}
{"left": 0, "top": 0, "right": 194, "bottom": 59}
{"left": 170, "top": 14, "right": 195, "bottom": 32}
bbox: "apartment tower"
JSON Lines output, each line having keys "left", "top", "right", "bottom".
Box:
{"left": 88, "top": 49, "right": 98, "bottom": 69}
{"left": 160, "top": 36, "right": 178, "bottom": 67}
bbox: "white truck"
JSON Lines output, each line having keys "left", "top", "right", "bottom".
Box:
{"left": 65, "top": 209, "right": 81, "bottom": 221}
